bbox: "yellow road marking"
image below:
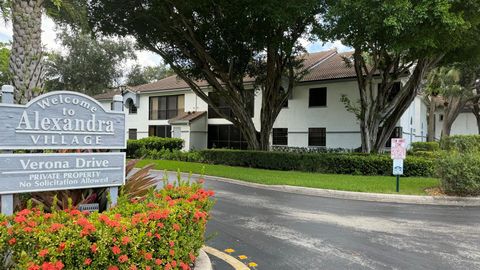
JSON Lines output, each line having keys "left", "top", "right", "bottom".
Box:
{"left": 203, "top": 246, "right": 251, "bottom": 270}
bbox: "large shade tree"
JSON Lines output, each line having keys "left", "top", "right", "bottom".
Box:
{"left": 89, "top": 0, "right": 322, "bottom": 150}
{"left": 318, "top": 0, "right": 480, "bottom": 153}
{"left": 126, "top": 63, "right": 174, "bottom": 86}
{"left": 44, "top": 29, "right": 136, "bottom": 96}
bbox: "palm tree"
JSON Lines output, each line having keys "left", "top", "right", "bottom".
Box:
{"left": 1, "top": 0, "right": 87, "bottom": 104}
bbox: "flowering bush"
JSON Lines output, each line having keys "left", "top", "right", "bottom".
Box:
{"left": 0, "top": 181, "right": 214, "bottom": 270}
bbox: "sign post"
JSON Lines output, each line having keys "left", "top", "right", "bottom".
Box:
{"left": 391, "top": 138, "right": 406, "bottom": 193}
{"left": 0, "top": 87, "right": 126, "bottom": 215}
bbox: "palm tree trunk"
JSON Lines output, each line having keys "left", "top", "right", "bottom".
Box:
{"left": 9, "top": 0, "right": 45, "bottom": 104}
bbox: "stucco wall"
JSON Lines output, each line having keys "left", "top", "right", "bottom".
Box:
{"left": 273, "top": 80, "right": 362, "bottom": 149}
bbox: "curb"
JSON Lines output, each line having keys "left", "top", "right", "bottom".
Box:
{"left": 194, "top": 248, "right": 213, "bottom": 270}
{"left": 152, "top": 170, "right": 480, "bottom": 206}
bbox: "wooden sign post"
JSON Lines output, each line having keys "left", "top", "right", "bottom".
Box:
{"left": 0, "top": 86, "right": 126, "bottom": 215}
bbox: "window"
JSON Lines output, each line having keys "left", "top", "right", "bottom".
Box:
{"left": 127, "top": 99, "right": 137, "bottom": 114}
{"left": 308, "top": 128, "right": 326, "bottom": 147}
{"left": 309, "top": 88, "right": 327, "bottom": 107}
{"left": 272, "top": 128, "right": 288, "bottom": 146}
{"left": 128, "top": 129, "right": 137, "bottom": 140}
{"left": 439, "top": 114, "right": 444, "bottom": 121}
{"left": 149, "top": 95, "right": 184, "bottom": 120}
{"left": 148, "top": 125, "right": 172, "bottom": 138}
{"left": 208, "top": 91, "right": 254, "bottom": 118}
{"left": 208, "top": 125, "right": 248, "bottom": 149}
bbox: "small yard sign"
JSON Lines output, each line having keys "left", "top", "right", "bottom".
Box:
{"left": 0, "top": 152, "right": 125, "bottom": 195}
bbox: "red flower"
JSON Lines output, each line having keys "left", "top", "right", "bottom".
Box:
{"left": 144, "top": 253, "right": 153, "bottom": 260}
{"left": 108, "top": 266, "right": 119, "bottom": 270}
{"left": 8, "top": 238, "right": 16, "bottom": 245}
{"left": 171, "top": 261, "right": 177, "bottom": 268}
{"left": 172, "top": 223, "right": 181, "bottom": 231}
{"left": 169, "top": 249, "right": 175, "bottom": 256}
{"left": 121, "top": 236, "right": 130, "bottom": 245}
{"left": 129, "top": 265, "right": 137, "bottom": 270}
{"left": 118, "top": 255, "right": 129, "bottom": 263}
{"left": 48, "top": 223, "right": 64, "bottom": 232}
{"left": 28, "top": 264, "right": 40, "bottom": 270}
{"left": 58, "top": 242, "right": 66, "bottom": 251}
{"left": 23, "top": 227, "right": 33, "bottom": 233}
{"left": 90, "top": 243, "right": 98, "bottom": 253}
{"left": 157, "top": 222, "right": 164, "bottom": 228}
{"left": 84, "top": 258, "right": 92, "bottom": 266}
{"left": 112, "top": 245, "right": 121, "bottom": 255}
{"left": 169, "top": 241, "right": 175, "bottom": 247}
{"left": 39, "top": 249, "right": 49, "bottom": 257}
{"left": 189, "top": 252, "right": 196, "bottom": 262}
{"left": 155, "top": 259, "right": 163, "bottom": 265}
{"left": 180, "top": 262, "right": 190, "bottom": 270}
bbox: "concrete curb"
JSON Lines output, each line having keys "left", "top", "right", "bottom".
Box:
{"left": 153, "top": 170, "right": 480, "bottom": 206}
{"left": 194, "top": 248, "right": 212, "bottom": 270}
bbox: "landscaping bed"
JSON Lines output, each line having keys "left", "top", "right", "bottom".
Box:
{"left": 0, "top": 182, "right": 214, "bottom": 270}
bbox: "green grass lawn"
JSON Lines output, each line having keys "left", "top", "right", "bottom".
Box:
{"left": 136, "top": 159, "right": 440, "bottom": 195}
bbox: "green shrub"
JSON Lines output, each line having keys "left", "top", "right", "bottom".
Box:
{"left": 197, "top": 149, "right": 434, "bottom": 177}
{"left": 0, "top": 182, "right": 214, "bottom": 269}
{"left": 127, "top": 137, "right": 184, "bottom": 158}
{"left": 437, "top": 151, "right": 480, "bottom": 196}
{"left": 440, "top": 135, "right": 480, "bottom": 153}
{"left": 411, "top": 142, "right": 440, "bottom": 152}
{"left": 141, "top": 149, "right": 202, "bottom": 163}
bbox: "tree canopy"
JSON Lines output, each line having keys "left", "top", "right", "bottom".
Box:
{"left": 126, "top": 64, "right": 174, "bottom": 86}
{"left": 44, "top": 29, "right": 136, "bottom": 95}
{"left": 0, "top": 43, "right": 10, "bottom": 86}
{"left": 89, "top": 0, "right": 322, "bottom": 150}
{"left": 317, "top": 0, "right": 480, "bottom": 152}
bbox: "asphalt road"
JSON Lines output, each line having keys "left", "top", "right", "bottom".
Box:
{"left": 156, "top": 172, "right": 480, "bottom": 270}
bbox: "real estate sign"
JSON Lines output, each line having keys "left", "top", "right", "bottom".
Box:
{"left": 0, "top": 152, "right": 125, "bottom": 195}
{"left": 0, "top": 91, "right": 126, "bottom": 150}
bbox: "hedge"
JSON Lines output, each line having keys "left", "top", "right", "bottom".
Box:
{"left": 0, "top": 182, "right": 214, "bottom": 269}
{"left": 197, "top": 149, "right": 434, "bottom": 177}
{"left": 437, "top": 151, "right": 480, "bottom": 196}
{"left": 440, "top": 135, "right": 480, "bottom": 153}
{"left": 411, "top": 142, "right": 440, "bottom": 152}
{"left": 127, "top": 137, "right": 184, "bottom": 158}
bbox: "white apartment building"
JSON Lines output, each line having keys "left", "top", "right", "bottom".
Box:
{"left": 94, "top": 49, "right": 476, "bottom": 151}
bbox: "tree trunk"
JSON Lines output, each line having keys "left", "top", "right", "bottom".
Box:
{"left": 9, "top": 0, "right": 45, "bottom": 104}
{"left": 474, "top": 104, "right": 480, "bottom": 134}
{"left": 441, "top": 97, "right": 466, "bottom": 139}
{"left": 427, "top": 96, "right": 437, "bottom": 141}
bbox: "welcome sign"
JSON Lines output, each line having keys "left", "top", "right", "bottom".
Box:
{"left": 0, "top": 152, "right": 125, "bottom": 194}
{"left": 0, "top": 91, "right": 126, "bottom": 150}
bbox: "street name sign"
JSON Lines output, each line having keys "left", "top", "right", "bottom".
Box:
{"left": 0, "top": 91, "right": 126, "bottom": 150}
{"left": 0, "top": 152, "right": 125, "bottom": 195}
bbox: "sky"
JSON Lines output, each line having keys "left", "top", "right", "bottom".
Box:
{"left": 0, "top": 16, "right": 350, "bottom": 69}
